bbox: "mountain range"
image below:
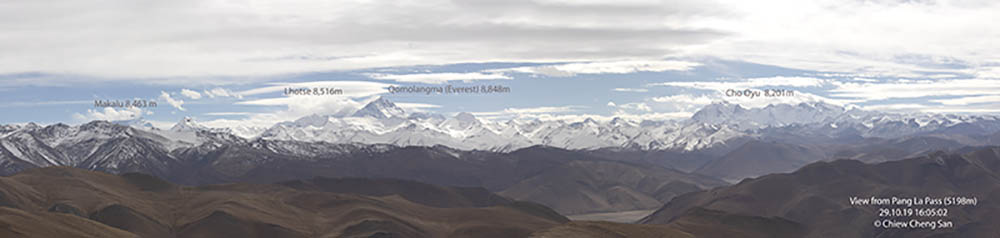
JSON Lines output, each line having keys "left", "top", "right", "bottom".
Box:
{"left": 255, "top": 97, "right": 1000, "bottom": 152}
{"left": 3, "top": 97, "right": 1000, "bottom": 213}
{"left": 0, "top": 119, "right": 727, "bottom": 215}
{"left": 6, "top": 97, "right": 998, "bottom": 159}
{"left": 3, "top": 97, "right": 1000, "bottom": 236}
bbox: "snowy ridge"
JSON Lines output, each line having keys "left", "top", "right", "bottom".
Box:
{"left": 4, "top": 98, "right": 998, "bottom": 164}
{"left": 251, "top": 98, "right": 1000, "bottom": 152}
{"left": 0, "top": 98, "right": 999, "bottom": 175}
{"left": 171, "top": 117, "right": 232, "bottom": 134}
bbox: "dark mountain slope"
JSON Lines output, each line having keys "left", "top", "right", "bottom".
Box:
{"left": 641, "top": 147, "right": 1000, "bottom": 238}
{"left": 500, "top": 159, "right": 727, "bottom": 215}
{"left": 695, "top": 140, "right": 826, "bottom": 182}
{"left": 0, "top": 167, "right": 568, "bottom": 238}
{"left": 278, "top": 176, "right": 512, "bottom": 208}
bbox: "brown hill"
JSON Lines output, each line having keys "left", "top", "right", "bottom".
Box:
{"left": 0, "top": 167, "right": 568, "bottom": 238}
{"left": 500, "top": 159, "right": 726, "bottom": 215}
{"left": 641, "top": 147, "right": 1000, "bottom": 238}
{"left": 188, "top": 145, "right": 726, "bottom": 216}
{"left": 694, "top": 140, "right": 826, "bottom": 182}
{"left": 278, "top": 177, "right": 512, "bottom": 208}
{"left": 529, "top": 221, "right": 693, "bottom": 238}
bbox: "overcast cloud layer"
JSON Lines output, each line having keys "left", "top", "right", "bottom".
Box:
{"left": 2, "top": 0, "right": 999, "bottom": 127}
{"left": 3, "top": 0, "right": 998, "bottom": 81}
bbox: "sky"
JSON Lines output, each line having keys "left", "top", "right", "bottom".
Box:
{"left": 1, "top": 0, "right": 999, "bottom": 128}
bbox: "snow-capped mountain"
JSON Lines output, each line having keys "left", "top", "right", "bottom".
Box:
{"left": 691, "top": 102, "right": 846, "bottom": 130}
{"left": 253, "top": 97, "right": 1000, "bottom": 152}
{"left": 351, "top": 96, "right": 406, "bottom": 119}
{"left": 171, "top": 117, "right": 232, "bottom": 133}
{"left": 224, "top": 124, "right": 269, "bottom": 139}
{"left": 1, "top": 97, "right": 999, "bottom": 186}
{"left": 112, "top": 117, "right": 155, "bottom": 129}
{"left": 8, "top": 97, "right": 998, "bottom": 169}
{"left": 0, "top": 121, "right": 181, "bottom": 175}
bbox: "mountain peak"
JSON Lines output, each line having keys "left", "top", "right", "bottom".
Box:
{"left": 352, "top": 96, "right": 406, "bottom": 119}
{"left": 455, "top": 112, "right": 478, "bottom": 123}
{"left": 112, "top": 117, "right": 155, "bottom": 129}
{"left": 290, "top": 114, "right": 329, "bottom": 127}
{"left": 408, "top": 112, "right": 446, "bottom": 121}
{"left": 171, "top": 117, "right": 206, "bottom": 132}
{"left": 170, "top": 117, "right": 233, "bottom": 134}
{"left": 691, "top": 101, "right": 851, "bottom": 129}
{"left": 22, "top": 122, "right": 41, "bottom": 130}
{"left": 610, "top": 117, "right": 635, "bottom": 127}
{"left": 691, "top": 101, "right": 742, "bottom": 124}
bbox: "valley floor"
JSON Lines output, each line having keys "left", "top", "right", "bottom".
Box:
{"left": 567, "top": 209, "right": 658, "bottom": 224}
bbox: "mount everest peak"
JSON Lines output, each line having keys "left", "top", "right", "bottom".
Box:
{"left": 351, "top": 96, "right": 406, "bottom": 119}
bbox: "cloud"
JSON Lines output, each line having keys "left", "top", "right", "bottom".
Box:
{"left": 395, "top": 102, "right": 441, "bottom": 109}
{"left": 72, "top": 107, "right": 148, "bottom": 122}
{"left": 198, "top": 81, "right": 395, "bottom": 129}
{"left": 0, "top": 0, "right": 724, "bottom": 81}
{"left": 931, "top": 95, "right": 1000, "bottom": 106}
{"left": 920, "top": 106, "right": 1000, "bottom": 114}
{"left": 367, "top": 72, "right": 510, "bottom": 84}
{"left": 649, "top": 94, "right": 714, "bottom": 111}
{"left": 828, "top": 79, "right": 1000, "bottom": 102}
{"left": 203, "top": 112, "right": 254, "bottom": 116}
{"left": 180, "top": 89, "right": 202, "bottom": 99}
{"left": 649, "top": 76, "right": 826, "bottom": 91}
{"left": 496, "top": 60, "right": 700, "bottom": 77}
{"left": 159, "top": 91, "right": 185, "bottom": 111}
{"left": 239, "top": 81, "right": 392, "bottom": 97}
{"left": 473, "top": 106, "right": 582, "bottom": 116}
{"left": 202, "top": 88, "right": 241, "bottom": 98}
{"left": 0, "top": 100, "right": 91, "bottom": 108}
{"left": 861, "top": 103, "right": 1000, "bottom": 114}
{"left": 2, "top": 0, "right": 999, "bottom": 87}
{"left": 468, "top": 105, "right": 693, "bottom": 122}
{"left": 640, "top": 77, "right": 857, "bottom": 109}
{"left": 201, "top": 98, "right": 363, "bottom": 129}
{"left": 714, "top": 91, "right": 857, "bottom": 109}
{"left": 611, "top": 111, "right": 694, "bottom": 121}
{"left": 608, "top": 91, "right": 857, "bottom": 122}
{"left": 616, "top": 102, "right": 652, "bottom": 112}
{"left": 235, "top": 96, "right": 359, "bottom": 117}
{"left": 472, "top": 105, "right": 585, "bottom": 120}
{"left": 862, "top": 103, "right": 928, "bottom": 112}
{"left": 691, "top": 0, "right": 1000, "bottom": 78}
{"left": 650, "top": 94, "right": 714, "bottom": 104}
{"left": 4, "top": 0, "right": 998, "bottom": 87}
{"left": 612, "top": 88, "right": 649, "bottom": 92}
{"left": 608, "top": 94, "right": 713, "bottom": 118}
